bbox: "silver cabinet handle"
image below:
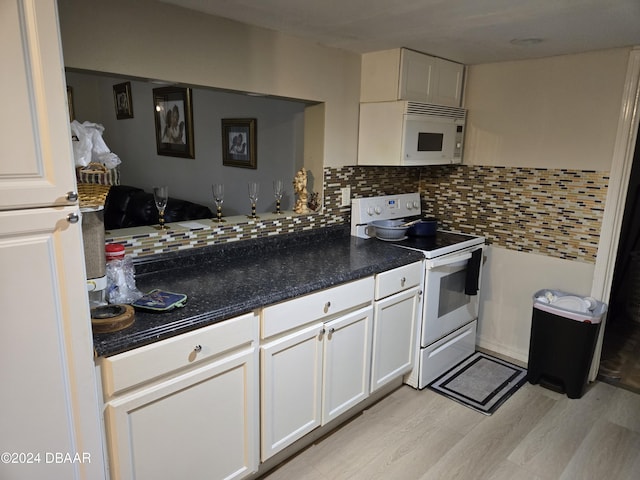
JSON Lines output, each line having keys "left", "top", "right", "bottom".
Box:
{"left": 328, "top": 327, "right": 335, "bottom": 334}
{"left": 193, "top": 345, "right": 202, "bottom": 353}
{"left": 324, "top": 301, "right": 331, "bottom": 314}
{"left": 400, "top": 277, "right": 406, "bottom": 287}
{"left": 67, "top": 213, "right": 80, "bottom": 224}
{"left": 67, "top": 191, "right": 79, "bottom": 202}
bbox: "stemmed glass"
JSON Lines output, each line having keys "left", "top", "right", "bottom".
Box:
{"left": 153, "top": 185, "right": 169, "bottom": 230}
{"left": 212, "top": 183, "right": 226, "bottom": 223}
{"left": 248, "top": 182, "right": 259, "bottom": 219}
{"left": 273, "top": 179, "right": 284, "bottom": 214}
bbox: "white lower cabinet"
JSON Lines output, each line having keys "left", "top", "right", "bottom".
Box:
{"left": 100, "top": 313, "right": 259, "bottom": 480}
{"left": 371, "top": 286, "right": 421, "bottom": 392}
{"left": 371, "top": 262, "right": 423, "bottom": 393}
{"left": 321, "top": 307, "right": 373, "bottom": 424}
{"left": 260, "top": 322, "right": 324, "bottom": 460}
{"left": 260, "top": 277, "right": 374, "bottom": 461}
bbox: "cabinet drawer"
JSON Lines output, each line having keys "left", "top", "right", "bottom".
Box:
{"left": 101, "top": 312, "right": 258, "bottom": 397}
{"left": 261, "top": 277, "right": 374, "bottom": 339}
{"left": 375, "top": 261, "right": 423, "bottom": 300}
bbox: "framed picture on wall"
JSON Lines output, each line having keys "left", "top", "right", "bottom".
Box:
{"left": 153, "top": 86, "right": 195, "bottom": 158}
{"left": 113, "top": 81, "right": 133, "bottom": 119}
{"left": 222, "top": 118, "right": 257, "bottom": 169}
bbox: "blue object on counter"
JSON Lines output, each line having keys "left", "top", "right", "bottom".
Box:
{"left": 133, "top": 289, "right": 188, "bottom": 312}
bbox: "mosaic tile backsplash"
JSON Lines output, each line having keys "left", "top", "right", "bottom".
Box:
{"left": 108, "top": 164, "right": 608, "bottom": 264}
{"left": 418, "top": 165, "right": 608, "bottom": 262}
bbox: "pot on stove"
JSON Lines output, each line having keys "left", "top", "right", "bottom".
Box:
{"left": 407, "top": 218, "right": 437, "bottom": 237}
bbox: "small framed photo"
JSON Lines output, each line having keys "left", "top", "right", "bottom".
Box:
{"left": 222, "top": 118, "right": 257, "bottom": 169}
{"left": 153, "top": 86, "right": 195, "bottom": 158}
{"left": 113, "top": 82, "right": 133, "bottom": 119}
{"left": 67, "top": 86, "right": 75, "bottom": 122}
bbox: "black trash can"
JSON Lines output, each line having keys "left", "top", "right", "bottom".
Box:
{"left": 527, "top": 289, "right": 607, "bottom": 399}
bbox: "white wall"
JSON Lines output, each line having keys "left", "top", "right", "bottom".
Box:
{"left": 478, "top": 247, "right": 596, "bottom": 362}
{"left": 464, "top": 48, "right": 631, "bottom": 361}
{"left": 464, "top": 48, "right": 629, "bottom": 170}
{"left": 57, "top": 0, "right": 361, "bottom": 170}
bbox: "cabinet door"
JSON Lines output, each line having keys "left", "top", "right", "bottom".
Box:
{"left": 260, "top": 322, "right": 324, "bottom": 461}
{"left": 399, "top": 49, "right": 435, "bottom": 102}
{"left": 371, "top": 287, "right": 421, "bottom": 392}
{"left": 322, "top": 306, "right": 373, "bottom": 424}
{"left": 1, "top": 0, "right": 78, "bottom": 210}
{"left": 105, "top": 347, "right": 258, "bottom": 480}
{"left": 0, "top": 206, "right": 104, "bottom": 480}
{"left": 433, "top": 58, "right": 464, "bottom": 107}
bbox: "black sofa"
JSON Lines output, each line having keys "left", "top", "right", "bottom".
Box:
{"left": 104, "top": 185, "right": 213, "bottom": 230}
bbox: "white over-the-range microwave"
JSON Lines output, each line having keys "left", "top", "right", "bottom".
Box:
{"left": 358, "top": 101, "right": 466, "bottom": 166}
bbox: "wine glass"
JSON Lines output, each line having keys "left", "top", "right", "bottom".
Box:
{"left": 247, "top": 181, "right": 259, "bottom": 219}
{"left": 273, "top": 179, "right": 284, "bottom": 214}
{"left": 212, "top": 183, "right": 226, "bottom": 223}
{"left": 152, "top": 186, "right": 169, "bottom": 230}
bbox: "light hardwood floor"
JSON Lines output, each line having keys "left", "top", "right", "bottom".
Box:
{"left": 261, "top": 381, "right": 640, "bottom": 479}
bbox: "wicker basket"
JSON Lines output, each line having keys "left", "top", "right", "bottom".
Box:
{"left": 78, "top": 183, "right": 111, "bottom": 208}
{"left": 76, "top": 162, "right": 118, "bottom": 208}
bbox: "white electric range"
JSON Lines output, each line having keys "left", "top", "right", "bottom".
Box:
{"left": 351, "top": 193, "right": 485, "bottom": 389}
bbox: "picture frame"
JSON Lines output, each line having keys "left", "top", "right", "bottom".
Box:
{"left": 153, "top": 86, "right": 195, "bottom": 158}
{"left": 113, "top": 81, "right": 133, "bottom": 119}
{"left": 222, "top": 118, "right": 257, "bottom": 169}
{"left": 67, "top": 86, "right": 75, "bottom": 122}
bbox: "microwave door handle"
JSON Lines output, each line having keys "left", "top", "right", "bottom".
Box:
{"left": 428, "top": 251, "right": 472, "bottom": 269}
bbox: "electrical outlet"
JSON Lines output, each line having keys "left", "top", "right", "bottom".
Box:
{"left": 340, "top": 186, "right": 351, "bottom": 207}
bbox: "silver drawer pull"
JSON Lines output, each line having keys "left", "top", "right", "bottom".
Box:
{"left": 324, "top": 301, "right": 331, "bottom": 314}
{"left": 67, "top": 213, "right": 80, "bottom": 224}
{"left": 400, "top": 277, "right": 406, "bottom": 287}
{"left": 66, "top": 191, "right": 78, "bottom": 202}
{"left": 328, "top": 327, "right": 335, "bottom": 334}
{"left": 193, "top": 345, "right": 202, "bottom": 353}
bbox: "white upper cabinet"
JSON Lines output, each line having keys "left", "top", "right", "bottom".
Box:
{"left": 432, "top": 56, "right": 465, "bottom": 107}
{"left": 399, "top": 49, "right": 437, "bottom": 102}
{"left": 0, "top": 0, "right": 78, "bottom": 211}
{"left": 361, "top": 48, "right": 464, "bottom": 107}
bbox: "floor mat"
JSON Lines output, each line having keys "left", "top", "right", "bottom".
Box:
{"left": 428, "top": 351, "right": 527, "bottom": 415}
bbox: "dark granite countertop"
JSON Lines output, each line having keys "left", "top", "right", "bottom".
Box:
{"left": 93, "top": 226, "right": 425, "bottom": 357}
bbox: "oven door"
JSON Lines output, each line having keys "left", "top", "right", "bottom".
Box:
{"left": 421, "top": 246, "right": 482, "bottom": 346}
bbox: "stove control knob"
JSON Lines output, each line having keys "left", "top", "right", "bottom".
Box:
{"left": 413, "top": 200, "right": 419, "bottom": 209}
{"left": 367, "top": 207, "right": 374, "bottom": 216}
{"left": 406, "top": 202, "right": 414, "bottom": 210}
{"left": 374, "top": 206, "right": 382, "bottom": 215}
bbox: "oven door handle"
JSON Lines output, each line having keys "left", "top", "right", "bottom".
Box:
{"left": 428, "top": 251, "right": 473, "bottom": 269}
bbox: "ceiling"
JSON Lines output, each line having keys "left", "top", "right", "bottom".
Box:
{"left": 158, "top": 0, "right": 640, "bottom": 64}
